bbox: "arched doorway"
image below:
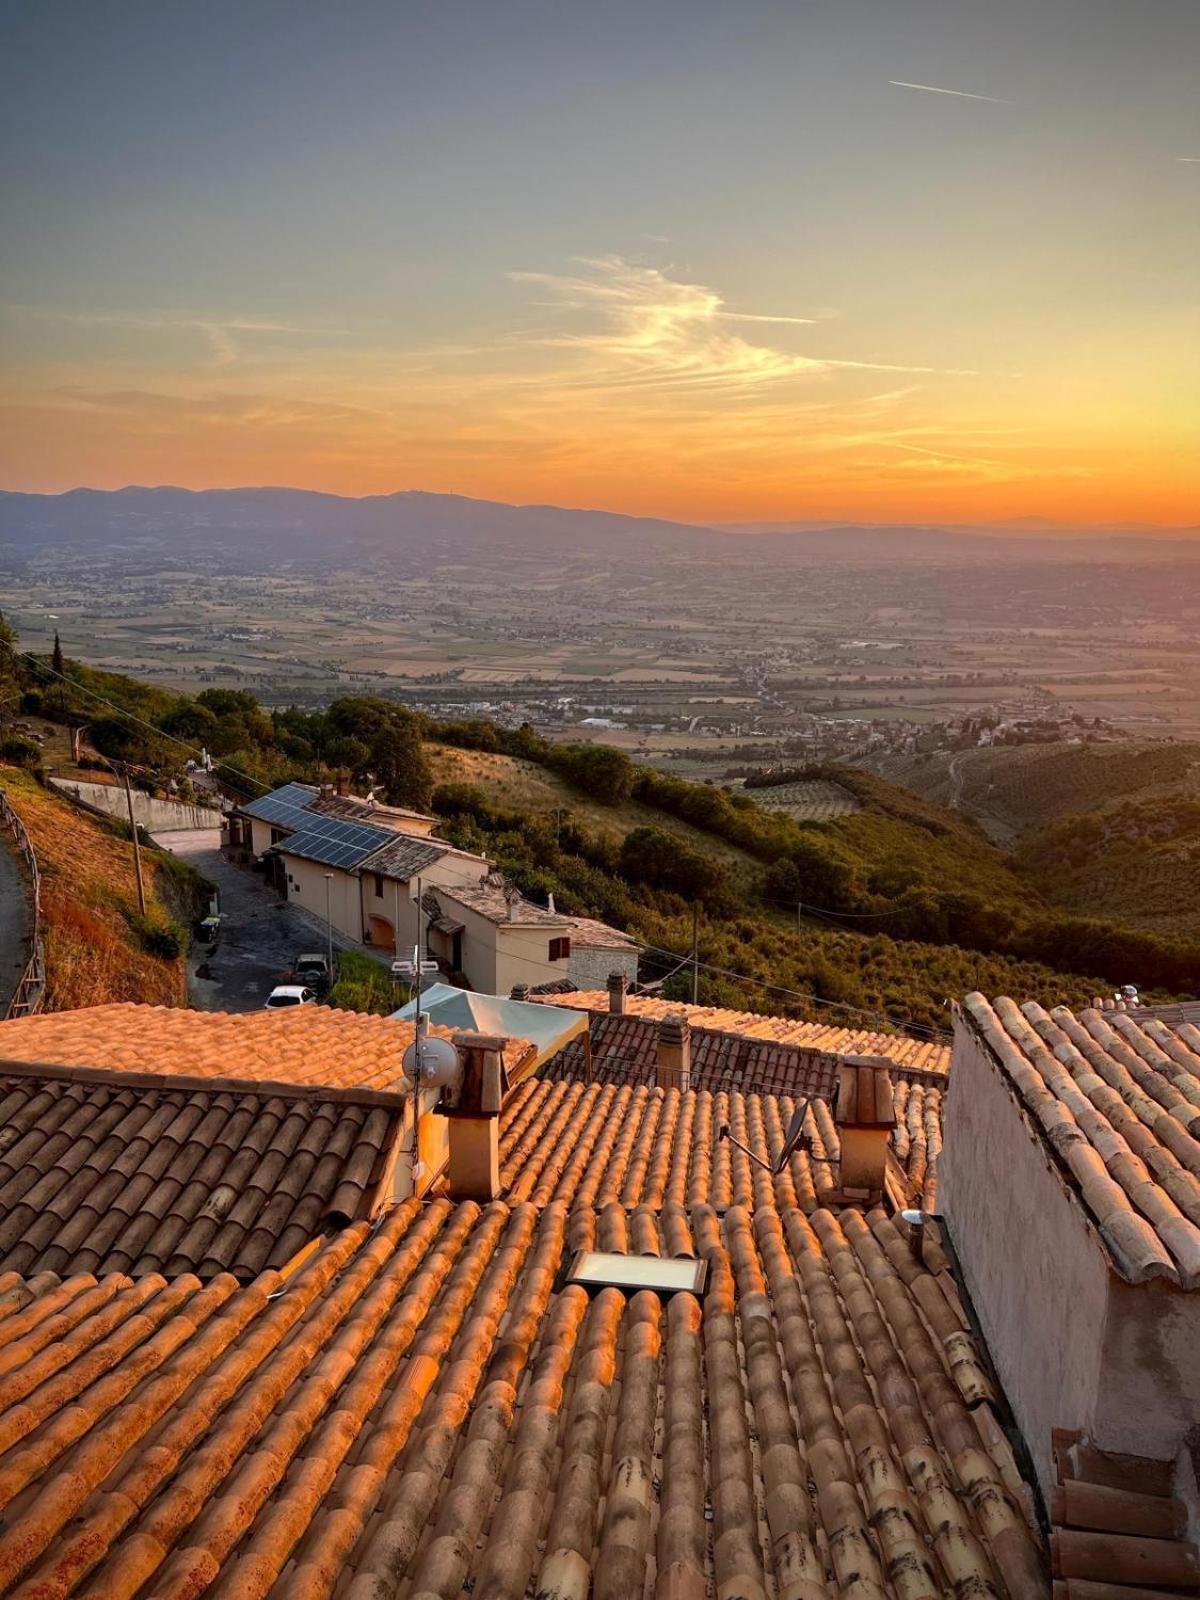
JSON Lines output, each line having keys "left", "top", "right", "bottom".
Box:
{"left": 367, "top": 913, "right": 396, "bottom": 953}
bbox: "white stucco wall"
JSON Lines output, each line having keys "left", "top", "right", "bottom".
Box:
{"left": 941, "top": 1014, "right": 1200, "bottom": 1494}
{"left": 940, "top": 1018, "right": 1113, "bottom": 1494}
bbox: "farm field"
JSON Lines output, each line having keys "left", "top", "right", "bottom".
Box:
{"left": 736, "top": 778, "right": 862, "bottom": 821}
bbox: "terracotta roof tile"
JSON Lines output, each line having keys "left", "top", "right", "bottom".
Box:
{"left": 962, "top": 993, "right": 1200, "bottom": 1287}
{"left": 0, "top": 1196, "right": 1045, "bottom": 1598}
{"left": 537, "top": 989, "right": 951, "bottom": 1074}
{"left": 541, "top": 1009, "right": 850, "bottom": 1102}
{"left": 0, "top": 1002, "right": 534, "bottom": 1091}
{"left": 470, "top": 1075, "right": 938, "bottom": 1217}
{"left": 0, "top": 1074, "right": 405, "bottom": 1283}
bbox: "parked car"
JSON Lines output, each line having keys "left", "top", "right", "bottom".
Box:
{"left": 194, "top": 914, "right": 222, "bottom": 946}
{"left": 293, "top": 951, "right": 335, "bottom": 994}
{"left": 264, "top": 985, "right": 317, "bottom": 1009}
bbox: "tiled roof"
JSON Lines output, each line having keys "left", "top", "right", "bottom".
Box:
{"left": 0, "top": 1003, "right": 536, "bottom": 1091}
{"left": 434, "top": 879, "right": 571, "bottom": 927}
{"left": 492, "top": 1076, "right": 943, "bottom": 1216}
{"left": 306, "top": 791, "right": 435, "bottom": 827}
{"left": 961, "top": 994, "right": 1200, "bottom": 1287}
{"left": 537, "top": 990, "right": 952, "bottom": 1075}
{"left": 892, "top": 1078, "right": 944, "bottom": 1210}
{"left": 561, "top": 913, "right": 638, "bottom": 950}
{"left": 486, "top": 1076, "right": 839, "bottom": 1211}
{"left": 358, "top": 832, "right": 447, "bottom": 880}
{"left": 0, "top": 1195, "right": 1045, "bottom": 1599}
{"left": 541, "top": 1009, "right": 844, "bottom": 1102}
{"left": 0, "top": 1073, "right": 402, "bottom": 1281}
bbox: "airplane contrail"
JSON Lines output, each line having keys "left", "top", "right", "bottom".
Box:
{"left": 889, "top": 80, "right": 1013, "bottom": 104}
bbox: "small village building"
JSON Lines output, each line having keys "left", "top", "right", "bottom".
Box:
{"left": 230, "top": 781, "right": 633, "bottom": 991}
{"left": 421, "top": 878, "right": 576, "bottom": 994}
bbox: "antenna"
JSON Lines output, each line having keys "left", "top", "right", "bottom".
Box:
{"left": 719, "top": 1097, "right": 812, "bottom": 1174}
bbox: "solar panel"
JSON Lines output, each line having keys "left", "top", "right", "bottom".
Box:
{"left": 240, "top": 783, "right": 319, "bottom": 829}
{"left": 277, "top": 820, "right": 394, "bottom": 869}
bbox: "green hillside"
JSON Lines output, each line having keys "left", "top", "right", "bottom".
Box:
{"left": 1018, "top": 795, "right": 1200, "bottom": 940}
{"left": 7, "top": 615, "right": 1196, "bottom": 1032}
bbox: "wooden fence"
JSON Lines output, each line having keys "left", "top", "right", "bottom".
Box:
{"left": 1, "top": 788, "right": 45, "bottom": 1017}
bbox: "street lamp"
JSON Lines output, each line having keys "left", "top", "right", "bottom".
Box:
{"left": 323, "top": 873, "right": 334, "bottom": 974}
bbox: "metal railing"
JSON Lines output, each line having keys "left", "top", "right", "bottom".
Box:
{"left": 1, "top": 788, "right": 46, "bottom": 1017}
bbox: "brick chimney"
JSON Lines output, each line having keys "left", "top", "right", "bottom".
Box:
{"left": 442, "top": 1032, "right": 508, "bottom": 1201}
{"left": 656, "top": 1013, "right": 691, "bottom": 1092}
{"left": 509, "top": 982, "right": 530, "bottom": 1001}
{"left": 607, "top": 971, "right": 627, "bottom": 1014}
{"left": 835, "top": 1056, "right": 896, "bottom": 1200}
{"left": 335, "top": 768, "right": 349, "bottom": 797}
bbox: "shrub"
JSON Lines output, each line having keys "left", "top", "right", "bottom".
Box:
{"left": 132, "top": 914, "right": 185, "bottom": 960}
{"left": 0, "top": 736, "right": 43, "bottom": 770}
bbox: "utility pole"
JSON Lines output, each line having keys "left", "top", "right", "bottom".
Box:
{"left": 120, "top": 764, "right": 146, "bottom": 916}
{"left": 323, "top": 873, "right": 334, "bottom": 973}
{"left": 691, "top": 902, "right": 699, "bottom": 1004}
{"left": 798, "top": 900, "right": 803, "bottom": 933}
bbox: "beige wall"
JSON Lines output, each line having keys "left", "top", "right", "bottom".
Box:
{"left": 941, "top": 1015, "right": 1200, "bottom": 1495}
{"left": 279, "top": 853, "right": 362, "bottom": 943}
{"left": 428, "top": 895, "right": 572, "bottom": 992}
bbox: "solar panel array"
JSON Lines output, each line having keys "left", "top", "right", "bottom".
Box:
{"left": 240, "top": 783, "right": 322, "bottom": 829}
{"left": 279, "top": 823, "right": 393, "bottom": 870}
{"left": 241, "top": 783, "right": 394, "bottom": 869}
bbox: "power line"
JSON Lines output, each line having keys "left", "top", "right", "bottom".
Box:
{"left": 2, "top": 643, "right": 274, "bottom": 795}
{"left": 629, "top": 935, "right": 948, "bottom": 1041}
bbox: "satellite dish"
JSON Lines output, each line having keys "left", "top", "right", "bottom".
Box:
{"left": 402, "top": 1029, "right": 461, "bottom": 1089}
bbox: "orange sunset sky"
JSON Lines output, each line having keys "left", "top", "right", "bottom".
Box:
{"left": 1, "top": 1, "right": 1197, "bottom": 528}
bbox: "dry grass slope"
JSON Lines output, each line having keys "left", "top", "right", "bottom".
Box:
{"left": 427, "top": 743, "right": 763, "bottom": 884}
{"left": 0, "top": 765, "right": 187, "bottom": 1010}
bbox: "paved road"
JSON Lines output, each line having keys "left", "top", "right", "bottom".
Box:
{"left": 151, "top": 829, "right": 338, "bottom": 1012}
{"left": 0, "top": 831, "right": 32, "bottom": 1014}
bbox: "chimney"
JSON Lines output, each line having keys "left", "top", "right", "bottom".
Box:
{"left": 834, "top": 1056, "right": 896, "bottom": 1201}
{"left": 504, "top": 886, "right": 519, "bottom": 923}
{"left": 608, "top": 971, "right": 627, "bottom": 1014}
{"left": 510, "top": 983, "right": 530, "bottom": 1002}
{"left": 655, "top": 1013, "right": 691, "bottom": 1092}
{"left": 335, "top": 768, "right": 349, "bottom": 797}
{"left": 547, "top": 891, "right": 556, "bottom": 915}
{"left": 443, "top": 1032, "right": 508, "bottom": 1200}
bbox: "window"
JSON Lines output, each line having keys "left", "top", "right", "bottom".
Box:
{"left": 563, "top": 1251, "right": 708, "bottom": 1298}
{"left": 549, "top": 936, "right": 571, "bottom": 961}
{"left": 373, "top": 872, "right": 385, "bottom": 898}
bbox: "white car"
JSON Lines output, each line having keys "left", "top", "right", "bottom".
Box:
{"left": 264, "top": 985, "right": 317, "bottom": 1009}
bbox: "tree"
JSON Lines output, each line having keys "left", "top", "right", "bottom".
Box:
{"left": 51, "top": 633, "right": 65, "bottom": 678}
{"left": 368, "top": 721, "right": 432, "bottom": 811}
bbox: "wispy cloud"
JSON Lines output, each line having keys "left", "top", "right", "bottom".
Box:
{"left": 1176, "top": 157, "right": 1200, "bottom": 163}
{"left": 3, "top": 305, "right": 363, "bottom": 367}
{"left": 889, "top": 79, "right": 1013, "bottom": 104}
{"left": 508, "top": 256, "right": 975, "bottom": 395}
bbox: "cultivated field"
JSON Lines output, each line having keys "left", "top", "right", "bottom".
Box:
{"left": 740, "top": 778, "right": 862, "bottom": 822}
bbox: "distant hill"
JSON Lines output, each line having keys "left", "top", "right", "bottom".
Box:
{"left": 866, "top": 739, "right": 1200, "bottom": 940}
{"left": 867, "top": 741, "right": 1200, "bottom": 845}
{"left": 3, "top": 485, "right": 1197, "bottom": 571}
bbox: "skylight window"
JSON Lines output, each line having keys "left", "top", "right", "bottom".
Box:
{"left": 563, "top": 1251, "right": 708, "bottom": 1297}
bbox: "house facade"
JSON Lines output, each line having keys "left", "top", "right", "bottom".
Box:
{"left": 231, "top": 781, "right": 634, "bottom": 992}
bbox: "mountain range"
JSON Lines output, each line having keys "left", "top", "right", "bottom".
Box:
{"left": 2, "top": 485, "right": 1197, "bottom": 569}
